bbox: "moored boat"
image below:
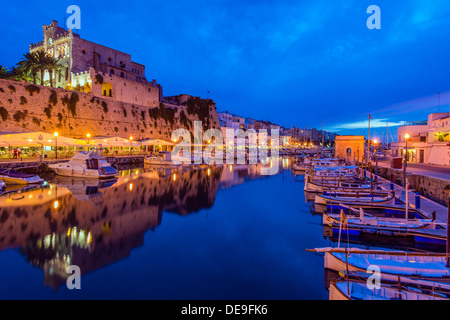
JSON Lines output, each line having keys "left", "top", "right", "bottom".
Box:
{"left": 304, "top": 177, "right": 373, "bottom": 193}
{"left": 318, "top": 248, "right": 450, "bottom": 282}
{"left": 329, "top": 279, "right": 449, "bottom": 300}
{"left": 145, "top": 151, "right": 176, "bottom": 165}
{"left": 314, "top": 191, "right": 395, "bottom": 206}
{"left": 48, "top": 151, "right": 118, "bottom": 179}
{"left": 0, "top": 168, "right": 44, "bottom": 185}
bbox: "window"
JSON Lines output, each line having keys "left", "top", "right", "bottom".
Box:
{"left": 82, "top": 49, "right": 86, "bottom": 54}
{"left": 420, "top": 136, "right": 426, "bottom": 142}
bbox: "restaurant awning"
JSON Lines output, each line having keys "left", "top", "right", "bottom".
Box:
{"left": 81, "top": 136, "right": 142, "bottom": 147}
{"left": 0, "top": 131, "right": 87, "bottom": 147}
{"left": 139, "top": 139, "right": 174, "bottom": 146}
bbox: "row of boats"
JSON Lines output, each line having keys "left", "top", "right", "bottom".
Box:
{"left": 0, "top": 151, "right": 119, "bottom": 188}
{"left": 294, "top": 156, "right": 450, "bottom": 300}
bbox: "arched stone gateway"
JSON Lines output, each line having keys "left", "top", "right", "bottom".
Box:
{"left": 335, "top": 135, "right": 365, "bottom": 163}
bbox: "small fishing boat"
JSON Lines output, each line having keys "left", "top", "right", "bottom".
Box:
{"left": 312, "top": 247, "right": 450, "bottom": 282}
{"left": 304, "top": 177, "right": 373, "bottom": 193}
{"left": 329, "top": 279, "right": 449, "bottom": 300}
{"left": 48, "top": 151, "right": 118, "bottom": 179}
{"left": 324, "top": 202, "right": 432, "bottom": 219}
{"left": 0, "top": 168, "right": 44, "bottom": 185}
{"left": 314, "top": 191, "right": 395, "bottom": 206}
{"left": 306, "top": 165, "right": 359, "bottom": 180}
{"left": 323, "top": 206, "right": 437, "bottom": 233}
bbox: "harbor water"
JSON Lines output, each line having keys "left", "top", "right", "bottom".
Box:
{"left": 0, "top": 157, "right": 330, "bottom": 299}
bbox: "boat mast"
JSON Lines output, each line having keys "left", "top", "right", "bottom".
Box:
{"left": 367, "top": 114, "right": 372, "bottom": 169}
{"left": 322, "top": 120, "right": 324, "bottom": 158}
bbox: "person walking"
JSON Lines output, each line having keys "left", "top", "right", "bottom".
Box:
{"left": 13, "top": 148, "right": 17, "bottom": 159}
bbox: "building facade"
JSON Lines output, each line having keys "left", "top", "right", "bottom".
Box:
{"left": 390, "top": 112, "right": 450, "bottom": 166}
{"left": 29, "top": 20, "right": 162, "bottom": 107}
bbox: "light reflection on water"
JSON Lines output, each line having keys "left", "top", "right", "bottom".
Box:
{"left": 0, "top": 157, "right": 330, "bottom": 299}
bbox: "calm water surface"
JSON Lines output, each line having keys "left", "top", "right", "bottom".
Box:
{"left": 0, "top": 158, "right": 330, "bottom": 299}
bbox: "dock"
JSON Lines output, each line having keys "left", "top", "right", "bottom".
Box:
{"left": 375, "top": 175, "right": 448, "bottom": 225}
{"left": 0, "top": 155, "right": 144, "bottom": 170}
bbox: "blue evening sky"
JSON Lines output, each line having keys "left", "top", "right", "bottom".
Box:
{"left": 1, "top": 0, "right": 450, "bottom": 141}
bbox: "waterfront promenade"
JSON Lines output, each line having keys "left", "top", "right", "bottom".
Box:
{"left": 375, "top": 174, "right": 448, "bottom": 225}
{"left": 377, "top": 159, "right": 450, "bottom": 182}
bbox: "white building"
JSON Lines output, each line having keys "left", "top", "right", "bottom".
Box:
{"left": 390, "top": 112, "right": 450, "bottom": 166}
{"left": 217, "top": 112, "right": 245, "bottom": 131}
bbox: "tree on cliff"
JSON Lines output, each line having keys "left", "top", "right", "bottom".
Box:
{"left": 0, "top": 65, "right": 9, "bottom": 79}
{"left": 18, "top": 51, "right": 63, "bottom": 87}
{"left": 8, "top": 66, "right": 30, "bottom": 82}
{"left": 18, "top": 53, "right": 40, "bottom": 84}
{"left": 44, "top": 55, "right": 65, "bottom": 88}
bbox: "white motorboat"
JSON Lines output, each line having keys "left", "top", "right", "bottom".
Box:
{"left": 48, "top": 151, "right": 118, "bottom": 179}
{"left": 0, "top": 168, "right": 44, "bottom": 185}
{"left": 145, "top": 151, "right": 178, "bottom": 165}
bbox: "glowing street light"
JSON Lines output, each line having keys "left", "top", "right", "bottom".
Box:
{"left": 373, "top": 139, "right": 379, "bottom": 181}
{"left": 403, "top": 133, "right": 410, "bottom": 187}
{"left": 54, "top": 132, "right": 58, "bottom": 159}
{"left": 129, "top": 136, "right": 133, "bottom": 155}
{"left": 87, "top": 133, "right": 91, "bottom": 150}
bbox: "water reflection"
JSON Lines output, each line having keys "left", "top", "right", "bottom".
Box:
{"left": 0, "top": 161, "right": 281, "bottom": 291}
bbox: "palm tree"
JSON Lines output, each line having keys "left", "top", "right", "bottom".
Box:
{"left": 44, "top": 55, "right": 65, "bottom": 88}
{"left": 18, "top": 52, "right": 39, "bottom": 84}
{"left": 0, "top": 65, "right": 9, "bottom": 79}
{"left": 33, "top": 50, "right": 50, "bottom": 86}
{"left": 8, "top": 65, "right": 31, "bottom": 82}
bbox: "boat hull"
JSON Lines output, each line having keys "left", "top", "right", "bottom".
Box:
{"left": 0, "top": 175, "right": 43, "bottom": 185}
{"left": 48, "top": 165, "right": 117, "bottom": 179}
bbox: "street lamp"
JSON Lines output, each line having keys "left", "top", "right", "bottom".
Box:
{"left": 54, "top": 132, "right": 58, "bottom": 159}
{"left": 373, "top": 139, "right": 379, "bottom": 181}
{"left": 129, "top": 136, "right": 133, "bottom": 155}
{"left": 403, "top": 133, "right": 410, "bottom": 187}
{"left": 86, "top": 133, "right": 91, "bottom": 151}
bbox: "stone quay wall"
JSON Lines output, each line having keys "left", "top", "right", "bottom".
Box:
{"left": 0, "top": 78, "right": 220, "bottom": 141}
{"left": 375, "top": 166, "right": 450, "bottom": 207}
